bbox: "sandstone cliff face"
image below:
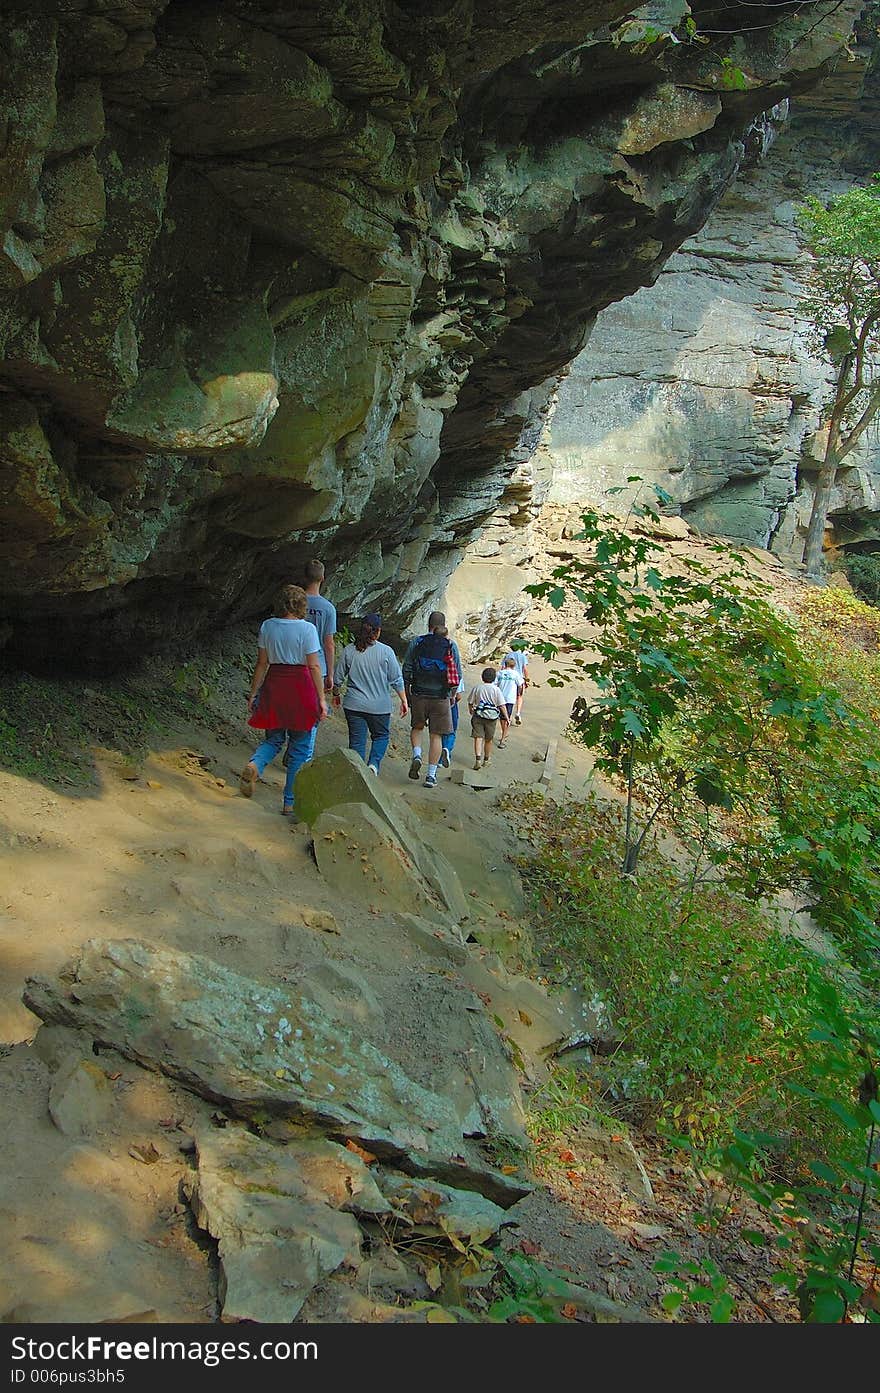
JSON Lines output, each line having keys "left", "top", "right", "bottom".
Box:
{"left": 0, "top": 0, "right": 863, "bottom": 666}
{"left": 543, "top": 23, "right": 880, "bottom": 560}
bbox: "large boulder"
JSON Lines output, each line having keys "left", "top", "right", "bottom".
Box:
{"left": 24, "top": 938, "right": 528, "bottom": 1204}
{"left": 313, "top": 802, "right": 456, "bottom": 927}
{"left": 295, "top": 748, "right": 469, "bottom": 922}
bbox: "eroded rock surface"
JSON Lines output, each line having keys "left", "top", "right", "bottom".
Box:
{"left": 0, "top": 0, "right": 862, "bottom": 666}
{"left": 24, "top": 937, "right": 529, "bottom": 1201}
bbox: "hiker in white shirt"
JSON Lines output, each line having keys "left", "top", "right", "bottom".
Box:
{"left": 495, "top": 658, "right": 523, "bottom": 746}
{"left": 502, "top": 640, "right": 530, "bottom": 724}
{"left": 467, "top": 667, "right": 507, "bottom": 771}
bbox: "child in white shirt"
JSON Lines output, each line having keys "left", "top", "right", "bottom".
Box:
{"left": 468, "top": 667, "right": 508, "bottom": 770}
{"left": 495, "top": 658, "right": 523, "bottom": 746}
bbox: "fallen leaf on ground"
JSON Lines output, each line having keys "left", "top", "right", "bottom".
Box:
{"left": 129, "top": 1143, "right": 162, "bottom": 1165}
{"left": 520, "top": 1238, "right": 541, "bottom": 1256}
{"left": 558, "top": 1148, "right": 576, "bottom": 1163}
{"left": 561, "top": 1303, "right": 578, "bottom": 1320}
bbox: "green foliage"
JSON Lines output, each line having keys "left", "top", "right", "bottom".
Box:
{"left": 718, "top": 56, "right": 748, "bottom": 91}
{"left": 654, "top": 1253, "right": 735, "bottom": 1322}
{"left": 485, "top": 1251, "right": 574, "bottom": 1323}
{"left": 519, "top": 797, "right": 833, "bottom": 1153}
{"left": 796, "top": 176, "right": 880, "bottom": 573}
{"left": 529, "top": 502, "right": 880, "bottom": 972}
{"left": 722, "top": 985, "right": 880, "bottom": 1322}
{"left": 842, "top": 552, "right": 880, "bottom": 608}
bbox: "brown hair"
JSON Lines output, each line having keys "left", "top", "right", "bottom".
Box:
{"left": 355, "top": 616, "right": 382, "bottom": 652}
{"left": 303, "top": 559, "right": 325, "bottom": 584}
{"left": 482, "top": 666, "right": 497, "bottom": 683}
{"left": 275, "top": 583, "right": 308, "bottom": 618}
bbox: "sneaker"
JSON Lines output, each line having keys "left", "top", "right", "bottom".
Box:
{"left": 514, "top": 714, "right": 522, "bottom": 725}
{"left": 473, "top": 757, "right": 482, "bottom": 771}
{"left": 439, "top": 747, "right": 451, "bottom": 769}
{"left": 408, "top": 755, "right": 422, "bottom": 780}
{"left": 424, "top": 774, "right": 437, "bottom": 788}
{"left": 497, "top": 740, "right": 506, "bottom": 749}
{"left": 281, "top": 804, "right": 294, "bottom": 816}
{"left": 368, "top": 764, "right": 379, "bottom": 777}
{"left": 483, "top": 754, "right": 491, "bottom": 767}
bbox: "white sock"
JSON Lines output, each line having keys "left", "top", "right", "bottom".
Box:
{"left": 412, "top": 745, "right": 422, "bottom": 760}
{"left": 428, "top": 763, "right": 438, "bottom": 778}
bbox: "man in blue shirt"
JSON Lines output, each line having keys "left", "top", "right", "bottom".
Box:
{"left": 286, "top": 559, "right": 337, "bottom": 765}
{"left": 502, "top": 638, "right": 530, "bottom": 724}
{"left": 303, "top": 560, "right": 337, "bottom": 691}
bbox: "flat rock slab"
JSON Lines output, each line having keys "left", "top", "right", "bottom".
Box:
{"left": 24, "top": 939, "right": 528, "bottom": 1205}
{"left": 190, "top": 1127, "right": 364, "bottom": 1322}
{"left": 449, "top": 767, "right": 499, "bottom": 790}
{"left": 295, "top": 749, "right": 469, "bottom": 921}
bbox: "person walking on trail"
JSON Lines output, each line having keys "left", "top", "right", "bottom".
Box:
{"left": 436, "top": 626, "right": 465, "bottom": 771}
{"left": 502, "top": 639, "right": 530, "bottom": 724}
{"left": 495, "top": 657, "right": 522, "bottom": 747}
{"left": 301, "top": 558, "right": 337, "bottom": 750}
{"left": 240, "top": 584, "right": 327, "bottom": 815}
{"left": 401, "top": 609, "right": 461, "bottom": 789}
{"left": 332, "top": 613, "right": 407, "bottom": 777}
{"left": 468, "top": 667, "right": 507, "bottom": 771}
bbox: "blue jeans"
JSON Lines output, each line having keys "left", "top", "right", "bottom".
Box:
{"left": 344, "top": 709, "right": 391, "bottom": 771}
{"left": 252, "top": 727, "right": 315, "bottom": 808}
{"left": 441, "top": 698, "right": 459, "bottom": 754}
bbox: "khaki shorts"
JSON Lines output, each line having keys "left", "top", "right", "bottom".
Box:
{"left": 471, "top": 714, "right": 498, "bottom": 741}
{"left": 410, "top": 695, "right": 453, "bottom": 735}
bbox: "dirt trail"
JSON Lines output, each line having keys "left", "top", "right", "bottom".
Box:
{"left": 0, "top": 655, "right": 615, "bottom": 1322}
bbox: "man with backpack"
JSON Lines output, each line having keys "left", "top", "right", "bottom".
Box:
{"left": 401, "top": 610, "right": 461, "bottom": 788}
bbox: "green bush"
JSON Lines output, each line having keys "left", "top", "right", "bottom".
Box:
{"left": 516, "top": 794, "right": 846, "bottom": 1160}
{"left": 842, "top": 553, "right": 880, "bottom": 609}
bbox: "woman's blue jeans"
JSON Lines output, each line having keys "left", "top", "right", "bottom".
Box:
{"left": 344, "top": 709, "right": 391, "bottom": 770}
{"left": 251, "top": 727, "right": 315, "bottom": 807}
{"left": 442, "top": 697, "right": 459, "bottom": 754}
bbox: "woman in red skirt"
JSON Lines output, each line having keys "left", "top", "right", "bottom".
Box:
{"left": 240, "top": 584, "right": 328, "bottom": 814}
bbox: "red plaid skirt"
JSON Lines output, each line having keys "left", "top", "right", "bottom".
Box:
{"left": 247, "top": 664, "right": 320, "bottom": 732}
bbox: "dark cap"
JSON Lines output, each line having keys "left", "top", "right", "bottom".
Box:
{"left": 427, "top": 609, "right": 445, "bottom": 630}
{"left": 363, "top": 612, "right": 382, "bottom": 627}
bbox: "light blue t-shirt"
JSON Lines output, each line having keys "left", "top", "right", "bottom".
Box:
{"left": 305, "top": 592, "right": 337, "bottom": 676}
{"left": 503, "top": 649, "right": 529, "bottom": 677}
{"left": 258, "top": 617, "right": 320, "bottom": 665}
{"left": 335, "top": 641, "right": 404, "bottom": 715}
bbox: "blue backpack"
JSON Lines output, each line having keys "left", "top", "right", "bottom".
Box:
{"left": 412, "top": 634, "right": 456, "bottom": 697}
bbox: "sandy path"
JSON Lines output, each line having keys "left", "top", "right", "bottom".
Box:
{"left": 0, "top": 653, "right": 596, "bottom": 1322}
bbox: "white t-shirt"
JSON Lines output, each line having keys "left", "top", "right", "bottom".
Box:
{"left": 258, "top": 617, "right": 320, "bottom": 665}
{"left": 468, "top": 682, "right": 507, "bottom": 720}
{"left": 496, "top": 668, "right": 523, "bottom": 705}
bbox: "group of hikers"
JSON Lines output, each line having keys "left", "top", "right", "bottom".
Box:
{"left": 239, "top": 562, "right": 531, "bottom": 815}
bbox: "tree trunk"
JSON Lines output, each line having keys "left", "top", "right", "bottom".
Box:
{"left": 803, "top": 461, "right": 838, "bottom": 579}
{"left": 803, "top": 356, "right": 851, "bottom": 579}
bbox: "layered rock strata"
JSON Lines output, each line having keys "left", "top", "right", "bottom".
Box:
{"left": 543, "top": 18, "right": 880, "bottom": 558}
{"left": 0, "top": 0, "right": 863, "bottom": 666}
